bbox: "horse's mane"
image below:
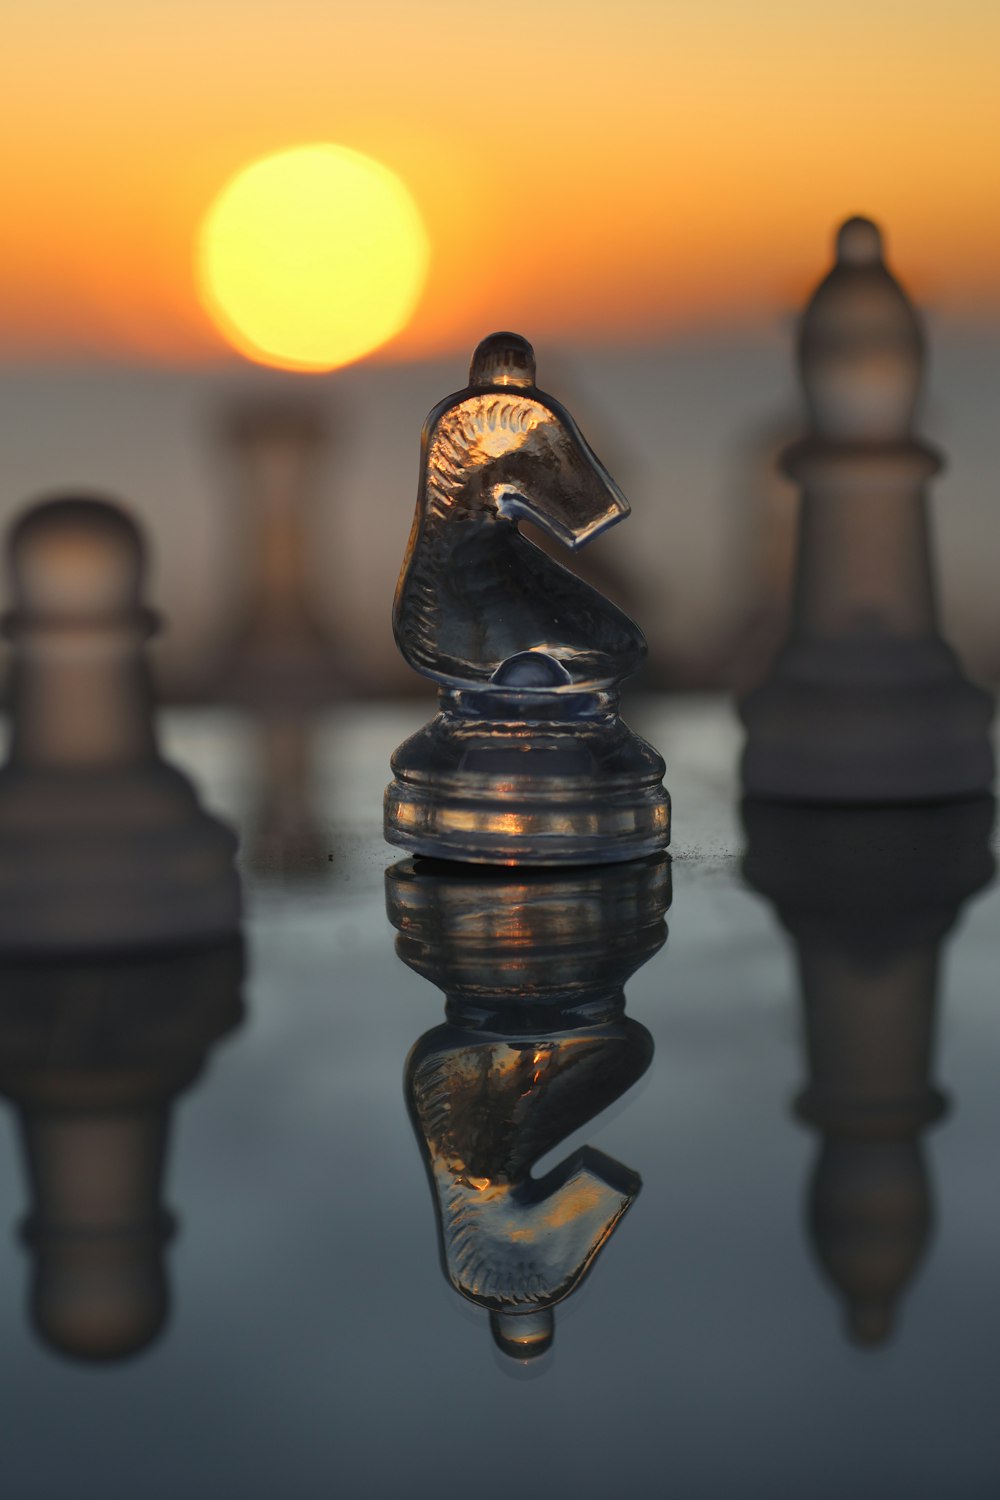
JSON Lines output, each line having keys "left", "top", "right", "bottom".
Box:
{"left": 424, "top": 393, "right": 543, "bottom": 521}
{"left": 395, "top": 393, "right": 545, "bottom": 678}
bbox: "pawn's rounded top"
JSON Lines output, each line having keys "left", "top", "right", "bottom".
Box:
{"left": 799, "top": 215, "right": 924, "bottom": 443}
{"left": 9, "top": 496, "right": 146, "bottom": 620}
{"left": 469, "top": 332, "right": 536, "bottom": 389}
{"left": 836, "top": 216, "right": 883, "bottom": 267}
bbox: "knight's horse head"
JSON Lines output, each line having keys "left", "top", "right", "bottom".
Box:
{"left": 395, "top": 333, "right": 644, "bottom": 689}
{"left": 453, "top": 332, "right": 630, "bottom": 548}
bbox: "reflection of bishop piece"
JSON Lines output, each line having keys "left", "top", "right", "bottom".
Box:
{"left": 0, "top": 940, "right": 244, "bottom": 1361}
{"left": 387, "top": 854, "right": 669, "bottom": 1359}
{"left": 744, "top": 798, "right": 993, "bottom": 1345}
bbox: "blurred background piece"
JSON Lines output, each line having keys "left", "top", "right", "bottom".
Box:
{"left": 2, "top": 0, "right": 998, "bottom": 703}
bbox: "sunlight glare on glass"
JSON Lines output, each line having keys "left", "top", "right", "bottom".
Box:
{"left": 197, "top": 144, "right": 430, "bottom": 372}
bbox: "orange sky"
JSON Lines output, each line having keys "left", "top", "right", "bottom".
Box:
{"left": 3, "top": 0, "right": 999, "bottom": 364}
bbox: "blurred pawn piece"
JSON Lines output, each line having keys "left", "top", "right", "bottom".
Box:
{"left": 0, "top": 496, "right": 240, "bottom": 952}
{"left": 0, "top": 939, "right": 243, "bottom": 1361}
{"left": 741, "top": 216, "right": 994, "bottom": 802}
{"left": 744, "top": 797, "right": 994, "bottom": 1345}
{"left": 215, "top": 400, "right": 344, "bottom": 874}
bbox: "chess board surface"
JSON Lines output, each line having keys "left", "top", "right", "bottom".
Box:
{"left": 2, "top": 695, "right": 998, "bottom": 1500}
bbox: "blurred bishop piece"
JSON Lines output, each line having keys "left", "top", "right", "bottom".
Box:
{"left": 0, "top": 496, "right": 240, "bottom": 953}
{"left": 741, "top": 217, "right": 994, "bottom": 802}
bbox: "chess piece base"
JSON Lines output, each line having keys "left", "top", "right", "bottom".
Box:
{"left": 741, "top": 638, "right": 995, "bottom": 803}
{"left": 385, "top": 687, "right": 670, "bottom": 866}
{"left": 386, "top": 854, "right": 670, "bottom": 1010}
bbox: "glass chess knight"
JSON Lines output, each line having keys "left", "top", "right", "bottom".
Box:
{"left": 384, "top": 332, "right": 670, "bottom": 865}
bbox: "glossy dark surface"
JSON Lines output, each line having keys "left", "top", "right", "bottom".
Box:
{"left": 3, "top": 697, "right": 999, "bottom": 1499}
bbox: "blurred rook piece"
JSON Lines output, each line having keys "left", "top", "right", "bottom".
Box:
{"left": 385, "top": 333, "right": 670, "bottom": 864}
{"left": 0, "top": 497, "right": 240, "bottom": 951}
{"left": 212, "top": 399, "right": 344, "bottom": 874}
{"left": 213, "top": 397, "right": 341, "bottom": 704}
{"left": 387, "top": 854, "right": 669, "bottom": 1360}
{"left": 741, "top": 217, "right": 994, "bottom": 802}
{"left": 0, "top": 940, "right": 244, "bottom": 1361}
{"left": 744, "top": 797, "right": 994, "bottom": 1345}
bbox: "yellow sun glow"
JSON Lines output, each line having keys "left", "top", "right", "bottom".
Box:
{"left": 197, "top": 144, "right": 430, "bottom": 372}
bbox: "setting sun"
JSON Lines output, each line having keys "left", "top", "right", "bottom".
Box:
{"left": 196, "top": 144, "right": 430, "bottom": 372}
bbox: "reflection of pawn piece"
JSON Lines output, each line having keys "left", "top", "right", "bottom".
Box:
{"left": 741, "top": 217, "right": 994, "bottom": 802}
{"left": 744, "top": 797, "right": 994, "bottom": 1345}
{"left": 23, "top": 1103, "right": 175, "bottom": 1360}
{"left": 0, "top": 939, "right": 244, "bottom": 1361}
{"left": 388, "top": 856, "right": 669, "bottom": 1359}
{"left": 0, "top": 497, "right": 240, "bottom": 951}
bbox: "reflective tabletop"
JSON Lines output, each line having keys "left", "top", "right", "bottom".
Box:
{"left": 3, "top": 696, "right": 999, "bottom": 1499}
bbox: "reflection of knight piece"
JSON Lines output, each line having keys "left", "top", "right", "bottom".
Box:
{"left": 385, "top": 333, "right": 670, "bottom": 866}
{"left": 218, "top": 400, "right": 341, "bottom": 873}
{"left": 743, "top": 798, "right": 994, "bottom": 1346}
{"left": 741, "top": 216, "right": 994, "bottom": 802}
{"left": 0, "top": 940, "right": 244, "bottom": 1362}
{"left": 387, "top": 854, "right": 670, "bottom": 1359}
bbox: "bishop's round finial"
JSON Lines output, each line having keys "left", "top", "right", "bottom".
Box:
{"left": 799, "top": 215, "right": 923, "bottom": 442}
{"left": 469, "top": 332, "right": 536, "bottom": 389}
{"left": 835, "top": 216, "right": 883, "bottom": 266}
{"left": 9, "top": 496, "right": 146, "bottom": 623}
{"left": 811, "top": 1138, "right": 931, "bottom": 1348}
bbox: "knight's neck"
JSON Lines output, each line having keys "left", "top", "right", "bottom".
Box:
{"left": 408, "top": 512, "right": 501, "bottom": 590}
